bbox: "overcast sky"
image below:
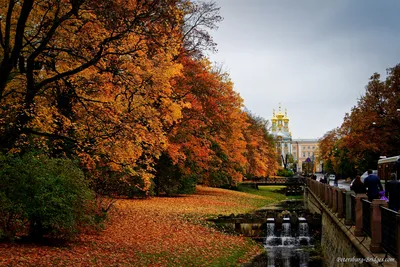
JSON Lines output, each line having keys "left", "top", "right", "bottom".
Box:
{"left": 207, "top": 0, "right": 400, "bottom": 139}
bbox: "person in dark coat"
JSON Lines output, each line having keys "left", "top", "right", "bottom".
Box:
{"left": 385, "top": 172, "right": 400, "bottom": 212}
{"left": 350, "top": 175, "right": 366, "bottom": 194}
{"left": 334, "top": 175, "right": 339, "bottom": 187}
{"left": 364, "top": 169, "right": 383, "bottom": 201}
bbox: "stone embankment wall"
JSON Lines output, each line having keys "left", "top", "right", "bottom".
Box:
{"left": 321, "top": 210, "right": 369, "bottom": 267}
{"left": 305, "top": 187, "right": 394, "bottom": 267}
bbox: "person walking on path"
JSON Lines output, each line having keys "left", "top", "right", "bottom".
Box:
{"left": 364, "top": 169, "right": 383, "bottom": 201}
{"left": 350, "top": 175, "right": 366, "bottom": 194}
{"left": 334, "top": 175, "right": 339, "bottom": 187}
{"left": 385, "top": 172, "right": 400, "bottom": 211}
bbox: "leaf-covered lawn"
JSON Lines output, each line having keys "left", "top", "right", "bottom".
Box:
{"left": 0, "top": 186, "right": 286, "bottom": 266}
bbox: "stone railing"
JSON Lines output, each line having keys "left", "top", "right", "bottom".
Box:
{"left": 306, "top": 178, "right": 400, "bottom": 262}
{"left": 245, "top": 177, "right": 305, "bottom": 185}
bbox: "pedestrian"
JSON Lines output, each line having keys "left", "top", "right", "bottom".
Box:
{"left": 385, "top": 172, "right": 400, "bottom": 212}
{"left": 363, "top": 169, "right": 383, "bottom": 201}
{"left": 350, "top": 175, "right": 366, "bottom": 194}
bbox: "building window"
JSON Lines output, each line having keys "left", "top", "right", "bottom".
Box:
{"left": 308, "top": 152, "right": 310, "bottom": 157}
{"left": 308, "top": 146, "right": 310, "bottom": 149}
{"left": 302, "top": 153, "right": 306, "bottom": 158}
{"left": 312, "top": 146, "right": 315, "bottom": 149}
{"left": 303, "top": 146, "right": 305, "bottom": 150}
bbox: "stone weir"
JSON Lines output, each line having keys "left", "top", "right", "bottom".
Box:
{"left": 208, "top": 200, "right": 321, "bottom": 238}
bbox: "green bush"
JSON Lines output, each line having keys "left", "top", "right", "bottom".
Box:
{"left": 276, "top": 168, "right": 294, "bottom": 177}
{"left": 153, "top": 153, "right": 197, "bottom": 196}
{"left": 90, "top": 167, "right": 149, "bottom": 198}
{"left": 178, "top": 174, "right": 197, "bottom": 194}
{"left": 0, "top": 152, "right": 97, "bottom": 241}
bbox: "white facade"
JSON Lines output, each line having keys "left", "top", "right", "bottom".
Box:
{"left": 291, "top": 139, "right": 322, "bottom": 173}
{"left": 270, "top": 105, "right": 323, "bottom": 173}
{"left": 271, "top": 105, "right": 292, "bottom": 166}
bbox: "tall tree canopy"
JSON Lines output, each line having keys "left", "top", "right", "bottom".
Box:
{"left": 319, "top": 64, "right": 400, "bottom": 175}
{"left": 0, "top": 0, "right": 278, "bottom": 195}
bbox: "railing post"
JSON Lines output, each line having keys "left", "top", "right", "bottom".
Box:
{"left": 345, "top": 191, "right": 355, "bottom": 225}
{"left": 355, "top": 194, "right": 368, "bottom": 236}
{"left": 326, "top": 185, "right": 331, "bottom": 208}
{"left": 337, "top": 189, "right": 345, "bottom": 218}
{"left": 397, "top": 214, "right": 400, "bottom": 267}
{"left": 328, "top": 185, "right": 333, "bottom": 208}
{"left": 370, "top": 200, "right": 388, "bottom": 253}
{"left": 332, "top": 187, "right": 338, "bottom": 213}
{"left": 324, "top": 184, "right": 329, "bottom": 204}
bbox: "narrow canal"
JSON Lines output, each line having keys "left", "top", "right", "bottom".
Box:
{"left": 211, "top": 197, "right": 324, "bottom": 267}
{"left": 262, "top": 216, "right": 317, "bottom": 266}
{"left": 248, "top": 199, "right": 323, "bottom": 267}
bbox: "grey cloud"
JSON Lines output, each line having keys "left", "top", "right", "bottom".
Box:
{"left": 208, "top": 0, "right": 400, "bottom": 138}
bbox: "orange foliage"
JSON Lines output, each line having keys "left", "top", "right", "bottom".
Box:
{"left": 244, "top": 112, "right": 278, "bottom": 177}
{"left": 0, "top": 0, "right": 278, "bottom": 192}
{"left": 0, "top": 186, "right": 263, "bottom": 266}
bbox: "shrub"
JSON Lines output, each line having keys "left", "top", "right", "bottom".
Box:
{"left": 276, "top": 168, "right": 294, "bottom": 177}
{"left": 90, "top": 166, "right": 149, "bottom": 198}
{"left": 153, "top": 153, "right": 197, "bottom": 196}
{"left": 0, "top": 152, "right": 97, "bottom": 241}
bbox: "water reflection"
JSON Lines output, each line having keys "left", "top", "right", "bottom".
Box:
{"left": 266, "top": 247, "right": 309, "bottom": 267}
{"left": 264, "top": 218, "right": 312, "bottom": 267}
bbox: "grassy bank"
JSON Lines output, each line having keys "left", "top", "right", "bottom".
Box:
{"left": 237, "top": 184, "right": 304, "bottom": 201}
{"left": 0, "top": 185, "right": 293, "bottom": 266}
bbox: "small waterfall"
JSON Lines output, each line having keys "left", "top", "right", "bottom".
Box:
{"left": 265, "top": 219, "right": 280, "bottom": 247}
{"left": 264, "top": 217, "right": 312, "bottom": 266}
{"left": 298, "top": 217, "right": 309, "bottom": 236}
{"left": 281, "top": 218, "right": 291, "bottom": 236}
{"left": 266, "top": 219, "right": 275, "bottom": 236}
{"left": 298, "top": 217, "right": 310, "bottom": 245}
{"left": 281, "top": 218, "right": 295, "bottom": 246}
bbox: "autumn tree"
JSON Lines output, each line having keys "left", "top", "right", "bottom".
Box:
{"left": 180, "top": 0, "right": 222, "bottom": 58}
{"left": 339, "top": 66, "right": 400, "bottom": 171}
{"left": 153, "top": 56, "right": 249, "bottom": 193}
{"left": 0, "top": 0, "right": 189, "bottom": 192}
{"left": 243, "top": 111, "right": 278, "bottom": 178}
{"left": 318, "top": 128, "right": 340, "bottom": 174}
{"left": 320, "top": 63, "right": 400, "bottom": 175}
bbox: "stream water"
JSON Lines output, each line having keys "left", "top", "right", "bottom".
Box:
{"left": 264, "top": 218, "right": 313, "bottom": 267}
{"left": 212, "top": 199, "right": 323, "bottom": 266}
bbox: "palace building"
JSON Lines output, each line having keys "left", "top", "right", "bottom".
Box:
{"left": 271, "top": 104, "right": 292, "bottom": 164}
{"left": 271, "top": 104, "right": 323, "bottom": 173}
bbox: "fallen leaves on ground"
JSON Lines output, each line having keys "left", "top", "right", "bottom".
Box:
{"left": 0, "top": 186, "right": 267, "bottom": 266}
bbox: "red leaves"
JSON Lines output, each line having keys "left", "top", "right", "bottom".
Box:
{"left": 0, "top": 186, "right": 263, "bottom": 266}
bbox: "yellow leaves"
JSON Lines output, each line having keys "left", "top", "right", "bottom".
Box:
{"left": 0, "top": 186, "right": 263, "bottom": 266}
{"left": 162, "top": 98, "right": 183, "bottom": 125}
